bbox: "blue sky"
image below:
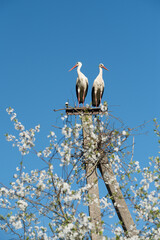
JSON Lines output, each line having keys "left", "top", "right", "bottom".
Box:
{"left": 0, "top": 0, "right": 160, "bottom": 239}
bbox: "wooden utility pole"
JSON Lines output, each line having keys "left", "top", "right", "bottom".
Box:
{"left": 66, "top": 107, "right": 137, "bottom": 239}
{"left": 81, "top": 114, "right": 103, "bottom": 240}
{"left": 99, "top": 156, "right": 137, "bottom": 237}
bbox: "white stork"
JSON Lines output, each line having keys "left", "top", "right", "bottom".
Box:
{"left": 92, "top": 63, "right": 109, "bottom": 107}
{"left": 69, "top": 62, "right": 88, "bottom": 107}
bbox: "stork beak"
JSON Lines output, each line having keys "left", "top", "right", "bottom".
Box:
{"left": 69, "top": 64, "right": 77, "bottom": 71}
{"left": 102, "top": 66, "right": 109, "bottom": 71}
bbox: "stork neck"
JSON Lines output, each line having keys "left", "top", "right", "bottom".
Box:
{"left": 99, "top": 67, "right": 103, "bottom": 77}
{"left": 77, "top": 65, "right": 81, "bottom": 75}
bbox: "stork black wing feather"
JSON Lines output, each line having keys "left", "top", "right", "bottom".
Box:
{"left": 76, "top": 84, "right": 78, "bottom": 102}
{"left": 101, "top": 88, "right": 104, "bottom": 100}
{"left": 85, "top": 82, "right": 88, "bottom": 99}
{"left": 92, "top": 86, "right": 96, "bottom": 107}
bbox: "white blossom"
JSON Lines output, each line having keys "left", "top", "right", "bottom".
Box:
{"left": 122, "top": 130, "right": 127, "bottom": 135}
{"left": 2, "top": 107, "right": 160, "bottom": 239}
{"left": 17, "top": 200, "right": 28, "bottom": 211}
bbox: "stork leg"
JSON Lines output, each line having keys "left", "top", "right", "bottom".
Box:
{"left": 96, "top": 95, "right": 97, "bottom": 107}
{"left": 83, "top": 90, "right": 85, "bottom": 107}
{"left": 100, "top": 93, "right": 102, "bottom": 105}
{"left": 78, "top": 92, "right": 80, "bottom": 107}
{"left": 100, "top": 91, "right": 103, "bottom": 106}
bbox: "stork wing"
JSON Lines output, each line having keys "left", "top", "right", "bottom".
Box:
{"left": 85, "top": 81, "right": 88, "bottom": 99}
{"left": 101, "top": 87, "right": 104, "bottom": 100}
{"left": 76, "top": 83, "right": 78, "bottom": 101}
{"left": 92, "top": 86, "right": 96, "bottom": 107}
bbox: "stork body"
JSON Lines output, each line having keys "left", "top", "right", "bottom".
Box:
{"left": 92, "top": 63, "right": 109, "bottom": 107}
{"left": 69, "top": 62, "right": 88, "bottom": 107}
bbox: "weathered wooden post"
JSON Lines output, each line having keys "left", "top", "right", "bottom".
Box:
{"left": 81, "top": 114, "right": 103, "bottom": 240}
{"left": 98, "top": 155, "right": 137, "bottom": 237}
{"left": 66, "top": 107, "right": 137, "bottom": 238}
{"left": 66, "top": 108, "right": 103, "bottom": 240}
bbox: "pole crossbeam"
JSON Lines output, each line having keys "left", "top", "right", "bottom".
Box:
{"left": 66, "top": 107, "right": 103, "bottom": 115}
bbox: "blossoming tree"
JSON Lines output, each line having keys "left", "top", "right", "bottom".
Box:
{"left": 0, "top": 107, "right": 159, "bottom": 239}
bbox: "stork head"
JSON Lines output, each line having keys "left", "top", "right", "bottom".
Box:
{"left": 69, "top": 62, "right": 82, "bottom": 71}
{"left": 99, "top": 63, "right": 109, "bottom": 71}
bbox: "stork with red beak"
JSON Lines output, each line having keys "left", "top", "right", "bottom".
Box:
{"left": 69, "top": 62, "right": 88, "bottom": 107}
{"left": 92, "top": 63, "right": 109, "bottom": 107}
